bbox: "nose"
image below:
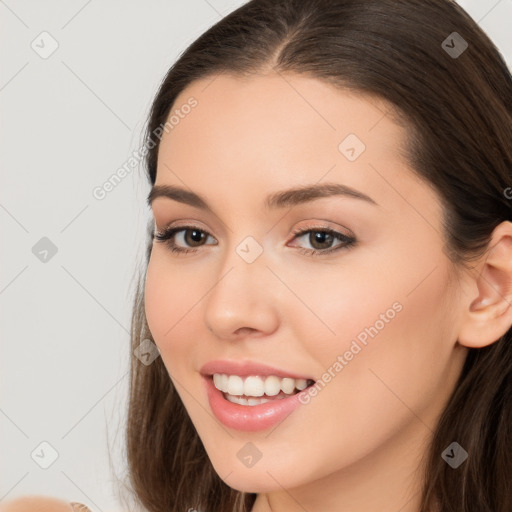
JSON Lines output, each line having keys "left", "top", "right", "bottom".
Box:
{"left": 203, "top": 243, "right": 280, "bottom": 340}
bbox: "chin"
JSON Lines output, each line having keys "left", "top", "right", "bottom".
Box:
{"left": 220, "top": 472, "right": 288, "bottom": 494}
{"left": 208, "top": 453, "right": 311, "bottom": 494}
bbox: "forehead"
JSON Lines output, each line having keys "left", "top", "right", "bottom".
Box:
{"left": 154, "top": 72, "right": 421, "bottom": 213}
{"left": 160, "top": 71, "right": 406, "bottom": 157}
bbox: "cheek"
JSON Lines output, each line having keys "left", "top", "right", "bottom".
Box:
{"left": 144, "top": 255, "right": 172, "bottom": 340}
{"left": 310, "top": 260, "right": 455, "bottom": 428}
{"left": 144, "top": 252, "right": 201, "bottom": 362}
{"left": 271, "top": 252, "right": 406, "bottom": 371}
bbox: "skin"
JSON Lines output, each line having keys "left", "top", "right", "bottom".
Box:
{"left": 144, "top": 70, "right": 512, "bottom": 512}
{"left": 0, "top": 496, "right": 79, "bottom": 511}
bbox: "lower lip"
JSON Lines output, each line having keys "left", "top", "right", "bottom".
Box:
{"left": 203, "top": 375, "right": 311, "bottom": 432}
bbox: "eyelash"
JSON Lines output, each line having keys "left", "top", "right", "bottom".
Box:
{"left": 153, "top": 224, "right": 356, "bottom": 257}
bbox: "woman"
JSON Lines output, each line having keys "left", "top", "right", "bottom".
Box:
{"left": 125, "top": 0, "right": 512, "bottom": 511}
{"left": 8, "top": 0, "right": 509, "bottom": 511}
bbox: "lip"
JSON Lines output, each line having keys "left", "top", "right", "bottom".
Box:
{"left": 202, "top": 374, "right": 313, "bottom": 432}
{"left": 200, "top": 359, "right": 314, "bottom": 380}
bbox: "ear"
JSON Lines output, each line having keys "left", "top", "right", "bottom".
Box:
{"left": 458, "top": 220, "right": 512, "bottom": 349}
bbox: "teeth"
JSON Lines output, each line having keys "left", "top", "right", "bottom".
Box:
{"left": 225, "top": 395, "right": 273, "bottom": 406}
{"left": 213, "top": 373, "right": 311, "bottom": 397}
{"left": 263, "top": 375, "right": 281, "bottom": 396}
{"left": 281, "top": 377, "right": 295, "bottom": 394}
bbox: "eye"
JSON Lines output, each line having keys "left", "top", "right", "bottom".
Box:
{"left": 288, "top": 226, "right": 356, "bottom": 256}
{"left": 153, "top": 224, "right": 356, "bottom": 257}
{"left": 153, "top": 225, "right": 217, "bottom": 254}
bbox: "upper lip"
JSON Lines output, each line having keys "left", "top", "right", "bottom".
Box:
{"left": 200, "top": 359, "right": 314, "bottom": 381}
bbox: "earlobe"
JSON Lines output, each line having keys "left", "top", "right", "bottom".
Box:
{"left": 458, "top": 221, "right": 512, "bottom": 349}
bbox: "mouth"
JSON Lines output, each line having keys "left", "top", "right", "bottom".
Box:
{"left": 202, "top": 371, "right": 317, "bottom": 431}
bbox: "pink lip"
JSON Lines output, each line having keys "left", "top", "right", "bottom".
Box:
{"left": 202, "top": 374, "right": 313, "bottom": 432}
{"left": 199, "top": 359, "right": 314, "bottom": 380}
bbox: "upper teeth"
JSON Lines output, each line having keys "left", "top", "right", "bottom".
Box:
{"left": 213, "top": 373, "right": 310, "bottom": 397}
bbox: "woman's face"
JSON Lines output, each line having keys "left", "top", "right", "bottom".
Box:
{"left": 144, "top": 71, "right": 469, "bottom": 502}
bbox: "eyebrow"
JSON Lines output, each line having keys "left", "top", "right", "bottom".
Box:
{"left": 147, "top": 182, "right": 378, "bottom": 211}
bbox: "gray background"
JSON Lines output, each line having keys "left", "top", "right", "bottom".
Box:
{"left": 1, "top": 1, "right": 511, "bottom": 510}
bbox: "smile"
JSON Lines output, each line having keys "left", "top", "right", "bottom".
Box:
{"left": 203, "top": 376, "right": 317, "bottom": 431}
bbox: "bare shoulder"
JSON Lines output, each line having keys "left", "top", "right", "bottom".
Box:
{"left": 0, "top": 496, "right": 86, "bottom": 512}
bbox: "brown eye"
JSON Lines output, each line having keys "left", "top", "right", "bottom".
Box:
{"left": 309, "top": 231, "right": 335, "bottom": 250}
{"left": 154, "top": 225, "right": 217, "bottom": 254}
{"left": 289, "top": 226, "right": 356, "bottom": 256}
{"left": 184, "top": 228, "right": 207, "bottom": 247}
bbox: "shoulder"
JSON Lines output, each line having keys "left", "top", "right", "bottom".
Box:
{"left": 0, "top": 496, "right": 90, "bottom": 512}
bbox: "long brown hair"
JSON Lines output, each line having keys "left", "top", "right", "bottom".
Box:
{"left": 124, "top": 1, "right": 512, "bottom": 510}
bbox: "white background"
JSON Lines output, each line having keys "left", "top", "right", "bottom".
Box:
{"left": 1, "top": 0, "right": 511, "bottom": 510}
